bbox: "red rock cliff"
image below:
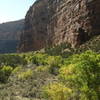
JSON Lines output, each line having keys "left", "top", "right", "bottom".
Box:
{"left": 18, "top": 0, "right": 100, "bottom": 52}
{"left": 18, "top": 0, "right": 49, "bottom": 52}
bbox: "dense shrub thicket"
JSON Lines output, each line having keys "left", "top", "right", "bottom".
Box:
{"left": 0, "top": 50, "right": 99, "bottom": 100}
{"left": 0, "top": 54, "right": 27, "bottom": 67}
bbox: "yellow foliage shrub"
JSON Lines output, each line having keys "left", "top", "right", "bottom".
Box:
{"left": 18, "top": 69, "right": 33, "bottom": 80}
{"left": 12, "top": 66, "right": 22, "bottom": 74}
{"left": 35, "top": 66, "right": 48, "bottom": 72}
{"left": 43, "top": 82, "right": 72, "bottom": 100}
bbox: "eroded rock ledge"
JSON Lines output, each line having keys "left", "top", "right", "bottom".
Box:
{"left": 18, "top": 0, "right": 100, "bottom": 52}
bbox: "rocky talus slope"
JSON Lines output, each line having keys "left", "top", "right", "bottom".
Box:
{"left": 18, "top": 0, "right": 100, "bottom": 52}
{"left": 0, "top": 20, "right": 24, "bottom": 53}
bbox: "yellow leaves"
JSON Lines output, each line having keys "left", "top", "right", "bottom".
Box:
{"left": 59, "top": 64, "right": 75, "bottom": 75}
{"left": 0, "top": 65, "right": 13, "bottom": 82}
{"left": 18, "top": 69, "right": 33, "bottom": 80}
{"left": 12, "top": 66, "right": 22, "bottom": 74}
{"left": 1, "top": 65, "right": 13, "bottom": 73}
{"left": 34, "top": 65, "right": 48, "bottom": 72}
{"left": 43, "top": 82, "right": 72, "bottom": 100}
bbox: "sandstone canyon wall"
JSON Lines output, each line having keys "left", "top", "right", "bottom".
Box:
{"left": 0, "top": 20, "right": 24, "bottom": 53}
{"left": 18, "top": 0, "right": 49, "bottom": 52}
{"left": 18, "top": 0, "right": 100, "bottom": 52}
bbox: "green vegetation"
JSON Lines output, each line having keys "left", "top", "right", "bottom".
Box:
{"left": 45, "top": 43, "right": 73, "bottom": 57}
{"left": 0, "top": 65, "right": 13, "bottom": 83}
{"left": 42, "top": 51, "right": 100, "bottom": 100}
{"left": 0, "top": 54, "right": 27, "bottom": 67}
{"left": 59, "top": 51, "right": 100, "bottom": 100}
{"left": 43, "top": 82, "right": 72, "bottom": 100}
{"left": 0, "top": 37, "right": 100, "bottom": 100}
{"left": 18, "top": 69, "right": 33, "bottom": 80}
{"left": 77, "top": 35, "right": 100, "bottom": 53}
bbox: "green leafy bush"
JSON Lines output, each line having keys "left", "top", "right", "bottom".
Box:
{"left": 0, "top": 54, "right": 27, "bottom": 67}
{"left": 45, "top": 43, "right": 73, "bottom": 57}
{"left": 48, "top": 56, "right": 63, "bottom": 75}
{"left": 59, "top": 51, "right": 100, "bottom": 100}
{"left": 12, "top": 66, "right": 22, "bottom": 74}
{"left": 28, "top": 53, "right": 48, "bottom": 65}
{"left": 0, "top": 66, "right": 13, "bottom": 83}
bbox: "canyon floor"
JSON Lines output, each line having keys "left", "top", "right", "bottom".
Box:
{"left": 0, "top": 35, "right": 100, "bottom": 100}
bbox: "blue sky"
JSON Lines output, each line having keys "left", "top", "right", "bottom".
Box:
{"left": 0, "top": 0, "right": 36, "bottom": 23}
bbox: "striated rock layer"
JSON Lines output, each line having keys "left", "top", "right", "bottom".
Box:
{"left": 0, "top": 20, "right": 24, "bottom": 53}
{"left": 18, "top": 0, "right": 49, "bottom": 52}
{"left": 18, "top": 0, "right": 100, "bottom": 52}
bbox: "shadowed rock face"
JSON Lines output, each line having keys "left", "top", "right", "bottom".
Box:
{"left": 0, "top": 20, "right": 24, "bottom": 53}
{"left": 48, "top": 0, "right": 100, "bottom": 47}
{"left": 18, "top": 0, "right": 100, "bottom": 52}
{"left": 18, "top": 0, "right": 49, "bottom": 52}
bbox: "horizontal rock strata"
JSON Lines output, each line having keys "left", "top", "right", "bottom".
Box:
{"left": 18, "top": 0, "right": 100, "bottom": 52}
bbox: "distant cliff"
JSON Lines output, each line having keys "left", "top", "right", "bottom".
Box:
{"left": 0, "top": 20, "right": 24, "bottom": 53}
{"left": 18, "top": 0, "right": 100, "bottom": 52}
